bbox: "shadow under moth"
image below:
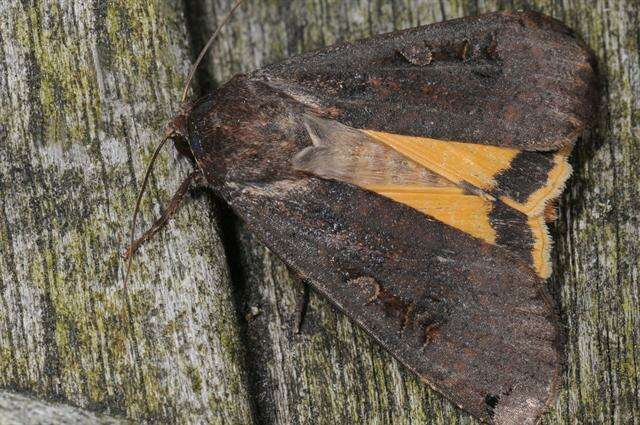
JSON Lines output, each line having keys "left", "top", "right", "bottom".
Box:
{"left": 126, "top": 8, "right": 599, "bottom": 425}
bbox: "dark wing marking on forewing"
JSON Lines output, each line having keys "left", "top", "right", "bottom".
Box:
{"left": 491, "top": 149, "right": 572, "bottom": 216}
{"left": 494, "top": 151, "right": 557, "bottom": 203}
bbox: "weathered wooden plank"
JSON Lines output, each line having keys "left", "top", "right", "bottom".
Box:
{"left": 0, "top": 1, "right": 254, "bottom": 423}
{"left": 0, "top": 390, "right": 126, "bottom": 425}
{"left": 549, "top": 1, "right": 640, "bottom": 423}
{"left": 197, "top": 0, "right": 639, "bottom": 424}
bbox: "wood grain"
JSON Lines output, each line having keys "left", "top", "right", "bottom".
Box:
{"left": 0, "top": 1, "right": 253, "bottom": 423}
{"left": 0, "top": 390, "right": 126, "bottom": 425}
{"left": 1, "top": 0, "right": 638, "bottom": 424}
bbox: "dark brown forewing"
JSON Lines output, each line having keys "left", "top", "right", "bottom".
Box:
{"left": 251, "top": 11, "right": 598, "bottom": 151}
{"left": 218, "top": 178, "right": 561, "bottom": 424}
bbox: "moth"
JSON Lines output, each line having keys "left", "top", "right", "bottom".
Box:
{"left": 127, "top": 8, "right": 598, "bottom": 425}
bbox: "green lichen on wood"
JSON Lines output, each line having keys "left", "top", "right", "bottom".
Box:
{"left": 0, "top": 1, "right": 253, "bottom": 424}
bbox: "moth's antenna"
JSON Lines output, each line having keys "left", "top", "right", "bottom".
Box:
{"left": 124, "top": 0, "right": 244, "bottom": 289}
{"left": 123, "top": 135, "right": 171, "bottom": 290}
{"left": 181, "top": 0, "right": 245, "bottom": 103}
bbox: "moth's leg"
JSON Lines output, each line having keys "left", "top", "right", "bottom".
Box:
{"left": 123, "top": 171, "right": 200, "bottom": 260}
{"left": 294, "top": 277, "right": 311, "bottom": 334}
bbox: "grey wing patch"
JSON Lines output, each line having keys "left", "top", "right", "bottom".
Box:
{"left": 293, "top": 114, "right": 454, "bottom": 188}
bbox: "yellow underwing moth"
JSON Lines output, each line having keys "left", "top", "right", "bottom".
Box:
{"left": 126, "top": 6, "right": 598, "bottom": 424}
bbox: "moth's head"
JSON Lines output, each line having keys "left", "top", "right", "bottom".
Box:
{"left": 182, "top": 77, "right": 310, "bottom": 189}
{"left": 165, "top": 102, "right": 196, "bottom": 163}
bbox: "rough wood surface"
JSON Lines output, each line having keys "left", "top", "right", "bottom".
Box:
{"left": 0, "top": 1, "right": 253, "bottom": 423}
{"left": 0, "top": 390, "right": 126, "bottom": 425}
{"left": 1, "top": 1, "right": 638, "bottom": 424}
